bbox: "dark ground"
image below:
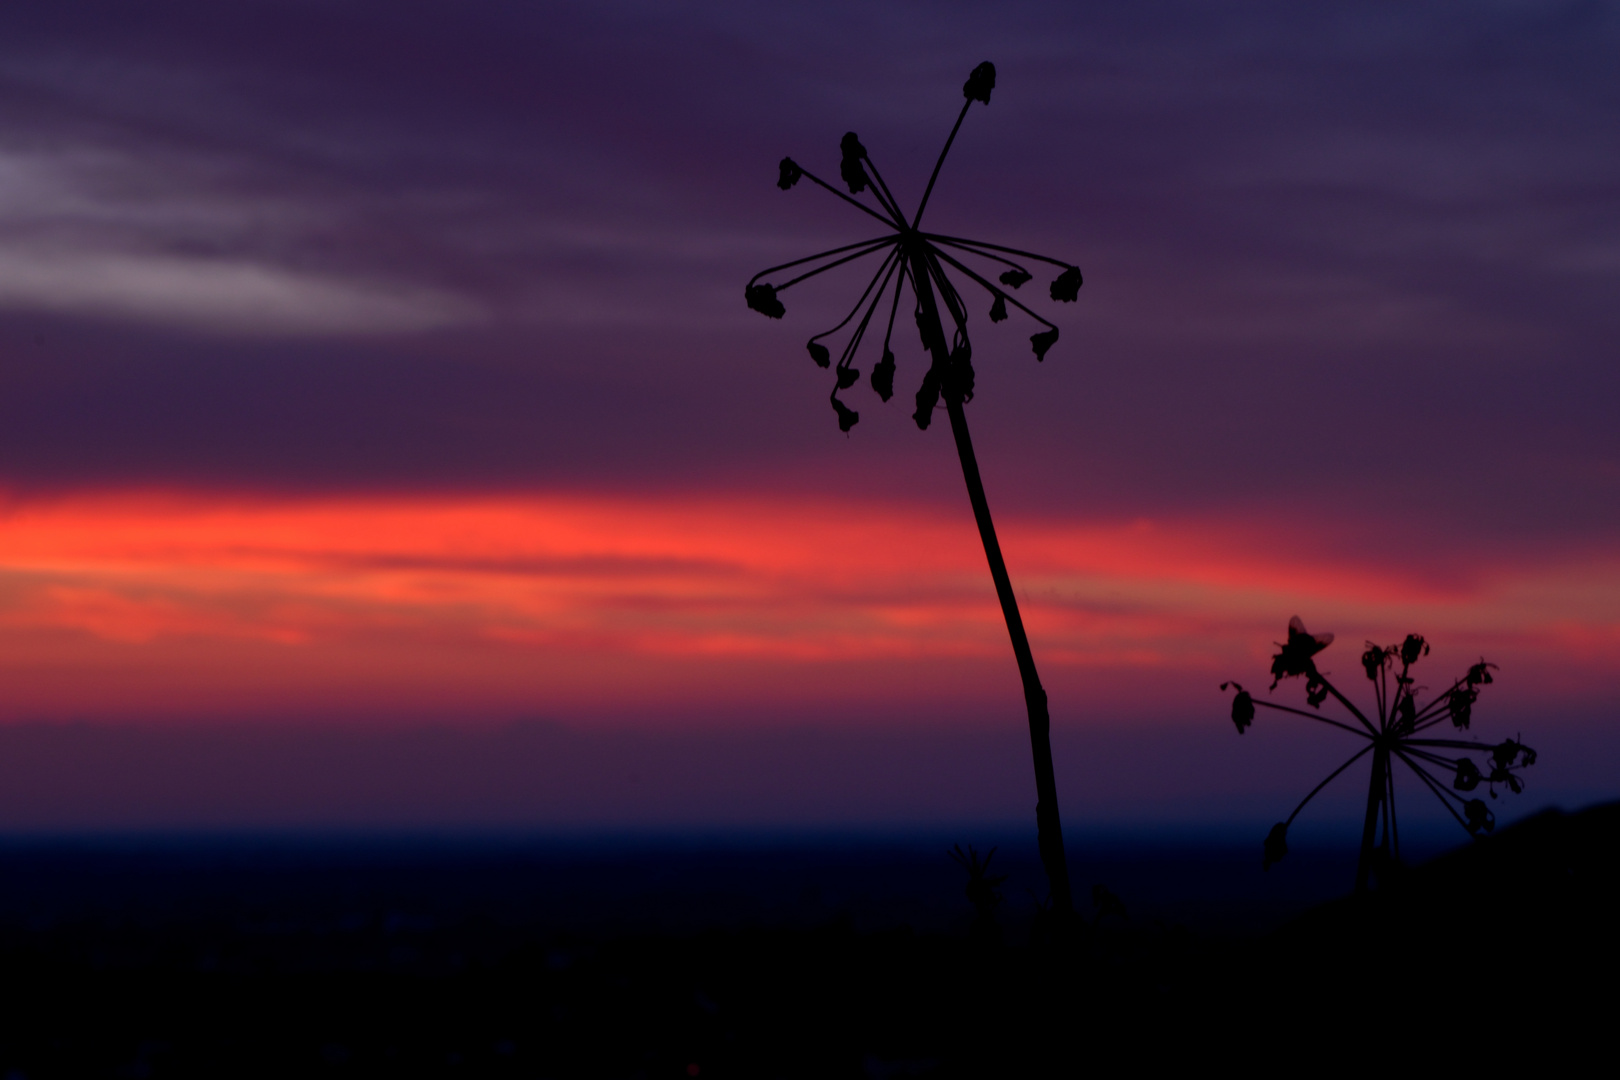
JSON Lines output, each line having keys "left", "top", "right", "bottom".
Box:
{"left": 0, "top": 805, "right": 1614, "bottom": 1077}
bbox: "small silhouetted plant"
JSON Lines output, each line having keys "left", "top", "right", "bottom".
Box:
{"left": 1090, "top": 884, "right": 1127, "bottom": 924}
{"left": 950, "top": 843, "right": 1007, "bottom": 942}
{"left": 747, "top": 62, "right": 1084, "bottom": 919}
{"left": 1223, "top": 616, "right": 1537, "bottom": 891}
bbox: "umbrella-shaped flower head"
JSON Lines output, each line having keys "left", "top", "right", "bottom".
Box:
{"left": 743, "top": 61, "right": 1081, "bottom": 433}
{"left": 1225, "top": 617, "right": 1537, "bottom": 890}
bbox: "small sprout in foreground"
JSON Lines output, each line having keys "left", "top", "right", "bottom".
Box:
{"left": 1092, "top": 884, "right": 1128, "bottom": 922}
{"left": 999, "top": 268, "right": 1032, "bottom": 289}
{"left": 807, "top": 341, "right": 831, "bottom": 368}
{"left": 989, "top": 293, "right": 1008, "bottom": 323}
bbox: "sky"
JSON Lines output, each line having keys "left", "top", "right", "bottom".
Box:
{"left": 0, "top": 1, "right": 1616, "bottom": 835}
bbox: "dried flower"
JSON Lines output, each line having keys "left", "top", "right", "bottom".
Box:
{"left": 777, "top": 157, "right": 803, "bottom": 190}
{"left": 832, "top": 397, "right": 859, "bottom": 432}
{"left": 1269, "top": 616, "right": 1333, "bottom": 689}
{"left": 1361, "top": 642, "right": 1391, "bottom": 681}
{"left": 1448, "top": 686, "right": 1477, "bottom": 729}
{"left": 1223, "top": 617, "right": 1535, "bottom": 889}
{"left": 839, "top": 132, "right": 870, "bottom": 194}
{"left": 912, "top": 368, "right": 941, "bottom": 430}
{"left": 871, "top": 349, "right": 896, "bottom": 402}
{"left": 746, "top": 65, "right": 1079, "bottom": 433}
{"left": 1219, "top": 682, "right": 1255, "bottom": 734}
{"left": 1030, "top": 328, "right": 1059, "bottom": 361}
{"left": 963, "top": 61, "right": 996, "bottom": 105}
{"left": 746, "top": 283, "right": 785, "bottom": 319}
{"left": 1049, "top": 266, "right": 1083, "bottom": 302}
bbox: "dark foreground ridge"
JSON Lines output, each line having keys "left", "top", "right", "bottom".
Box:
{"left": 0, "top": 806, "right": 1614, "bottom": 1076}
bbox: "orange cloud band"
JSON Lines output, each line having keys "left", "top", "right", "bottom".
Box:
{"left": 1, "top": 492, "right": 1616, "bottom": 722}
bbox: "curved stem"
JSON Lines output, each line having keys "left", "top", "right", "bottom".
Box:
{"left": 797, "top": 167, "right": 904, "bottom": 229}
{"left": 778, "top": 240, "right": 897, "bottom": 292}
{"left": 1250, "top": 699, "right": 1374, "bottom": 738}
{"left": 1286, "top": 743, "right": 1375, "bottom": 825}
{"left": 922, "top": 233, "right": 1075, "bottom": 270}
{"left": 862, "top": 154, "right": 909, "bottom": 225}
{"left": 808, "top": 248, "right": 902, "bottom": 347}
{"left": 912, "top": 99, "right": 973, "bottom": 229}
{"left": 930, "top": 246, "right": 1064, "bottom": 331}
{"left": 837, "top": 254, "right": 904, "bottom": 369}
{"left": 1318, "top": 676, "right": 1378, "bottom": 735}
{"left": 748, "top": 237, "right": 896, "bottom": 289}
{"left": 880, "top": 255, "right": 909, "bottom": 356}
{"left": 1396, "top": 750, "right": 1473, "bottom": 835}
{"left": 929, "top": 237, "right": 1031, "bottom": 277}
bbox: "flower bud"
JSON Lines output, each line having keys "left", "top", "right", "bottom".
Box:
{"left": 777, "top": 158, "right": 803, "bottom": 190}
{"left": 963, "top": 62, "right": 996, "bottom": 105}
{"left": 1049, "top": 266, "right": 1082, "bottom": 302}
{"left": 745, "top": 284, "right": 785, "bottom": 319}
{"left": 1030, "top": 328, "right": 1058, "bottom": 361}
{"left": 871, "top": 349, "right": 896, "bottom": 402}
{"left": 832, "top": 397, "right": 859, "bottom": 432}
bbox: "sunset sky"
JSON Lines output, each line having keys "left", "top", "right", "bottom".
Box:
{"left": 1, "top": 1, "right": 1615, "bottom": 834}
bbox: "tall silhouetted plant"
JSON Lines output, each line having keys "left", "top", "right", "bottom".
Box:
{"left": 745, "top": 63, "right": 1083, "bottom": 917}
{"left": 1223, "top": 617, "right": 1537, "bottom": 891}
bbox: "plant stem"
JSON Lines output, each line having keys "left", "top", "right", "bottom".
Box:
{"left": 1355, "top": 746, "right": 1389, "bottom": 892}
{"left": 910, "top": 248, "right": 1075, "bottom": 918}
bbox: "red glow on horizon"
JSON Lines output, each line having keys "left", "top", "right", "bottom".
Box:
{"left": 1, "top": 491, "right": 1615, "bottom": 723}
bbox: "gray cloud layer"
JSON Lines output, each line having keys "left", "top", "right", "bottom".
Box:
{"left": 0, "top": 0, "right": 1615, "bottom": 550}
